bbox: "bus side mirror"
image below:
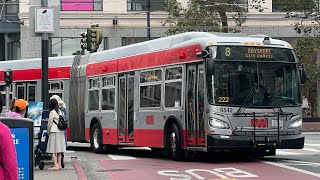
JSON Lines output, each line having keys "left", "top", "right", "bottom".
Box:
{"left": 206, "top": 58, "right": 215, "bottom": 75}
{"left": 300, "top": 68, "right": 307, "bottom": 85}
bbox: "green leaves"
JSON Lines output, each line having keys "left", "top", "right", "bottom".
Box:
{"left": 163, "top": 0, "right": 246, "bottom": 35}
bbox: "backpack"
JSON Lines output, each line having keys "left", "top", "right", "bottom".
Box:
{"left": 53, "top": 109, "right": 68, "bottom": 131}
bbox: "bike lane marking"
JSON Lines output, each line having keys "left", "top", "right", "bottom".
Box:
{"left": 99, "top": 158, "right": 320, "bottom": 180}
{"left": 261, "top": 160, "right": 320, "bottom": 178}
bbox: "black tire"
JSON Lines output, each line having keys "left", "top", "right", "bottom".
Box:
{"left": 103, "top": 145, "right": 118, "bottom": 154}
{"left": 90, "top": 123, "right": 103, "bottom": 154}
{"left": 39, "top": 161, "right": 44, "bottom": 170}
{"left": 169, "top": 123, "right": 184, "bottom": 161}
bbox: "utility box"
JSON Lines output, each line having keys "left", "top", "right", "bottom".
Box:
{"left": 0, "top": 117, "right": 34, "bottom": 180}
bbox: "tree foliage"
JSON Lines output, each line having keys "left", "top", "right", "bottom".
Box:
{"left": 163, "top": 0, "right": 246, "bottom": 35}
{"left": 294, "top": 21, "right": 320, "bottom": 90}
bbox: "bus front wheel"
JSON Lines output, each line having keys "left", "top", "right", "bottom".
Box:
{"left": 90, "top": 123, "right": 103, "bottom": 154}
{"left": 169, "top": 123, "right": 184, "bottom": 161}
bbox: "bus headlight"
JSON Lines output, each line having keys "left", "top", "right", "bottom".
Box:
{"left": 209, "top": 118, "right": 230, "bottom": 129}
{"left": 288, "top": 119, "right": 302, "bottom": 128}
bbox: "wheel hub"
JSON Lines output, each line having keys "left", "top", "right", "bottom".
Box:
{"left": 93, "top": 128, "right": 99, "bottom": 148}
{"left": 170, "top": 132, "right": 176, "bottom": 152}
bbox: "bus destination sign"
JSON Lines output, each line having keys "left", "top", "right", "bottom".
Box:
{"left": 246, "top": 48, "right": 273, "bottom": 59}
{"left": 215, "top": 46, "right": 295, "bottom": 62}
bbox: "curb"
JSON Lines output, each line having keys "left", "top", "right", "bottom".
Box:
{"left": 72, "top": 158, "right": 87, "bottom": 180}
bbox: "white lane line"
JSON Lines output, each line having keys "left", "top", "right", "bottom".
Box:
{"left": 120, "top": 147, "right": 151, "bottom": 150}
{"left": 108, "top": 154, "right": 136, "bottom": 160}
{"left": 276, "top": 150, "right": 301, "bottom": 155}
{"left": 261, "top": 161, "right": 320, "bottom": 178}
{"left": 302, "top": 148, "right": 320, "bottom": 153}
{"left": 65, "top": 150, "right": 75, "bottom": 153}
{"left": 305, "top": 144, "right": 320, "bottom": 147}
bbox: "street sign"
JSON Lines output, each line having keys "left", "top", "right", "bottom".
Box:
{"left": 35, "top": 7, "right": 54, "bottom": 33}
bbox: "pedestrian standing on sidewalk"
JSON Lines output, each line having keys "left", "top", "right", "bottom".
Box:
{"left": 0, "top": 121, "right": 18, "bottom": 180}
{"left": 46, "top": 98, "right": 66, "bottom": 171}
{"left": 7, "top": 99, "right": 28, "bottom": 118}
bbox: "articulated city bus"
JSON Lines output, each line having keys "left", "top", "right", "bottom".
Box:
{"left": 0, "top": 32, "right": 306, "bottom": 160}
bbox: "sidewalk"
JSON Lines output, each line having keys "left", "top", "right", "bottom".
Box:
{"left": 302, "top": 122, "right": 320, "bottom": 132}
{"left": 34, "top": 152, "right": 78, "bottom": 180}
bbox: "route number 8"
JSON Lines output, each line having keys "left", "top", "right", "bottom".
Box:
{"left": 225, "top": 47, "right": 231, "bottom": 57}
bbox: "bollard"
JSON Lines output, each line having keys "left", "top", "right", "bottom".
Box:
{"left": 0, "top": 117, "right": 34, "bottom": 180}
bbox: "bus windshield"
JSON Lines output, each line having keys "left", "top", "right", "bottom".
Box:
{"left": 207, "top": 61, "right": 301, "bottom": 107}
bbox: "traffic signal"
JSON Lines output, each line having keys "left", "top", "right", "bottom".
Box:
{"left": 80, "top": 31, "right": 87, "bottom": 50}
{"left": 80, "top": 29, "right": 92, "bottom": 51}
{"left": 90, "top": 28, "right": 103, "bottom": 45}
{"left": 4, "top": 70, "right": 12, "bottom": 84}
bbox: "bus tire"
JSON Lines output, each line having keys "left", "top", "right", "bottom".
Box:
{"left": 169, "top": 123, "right": 184, "bottom": 161}
{"left": 90, "top": 123, "right": 103, "bottom": 154}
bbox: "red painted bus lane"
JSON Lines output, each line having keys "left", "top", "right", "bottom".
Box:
{"left": 99, "top": 159, "right": 320, "bottom": 180}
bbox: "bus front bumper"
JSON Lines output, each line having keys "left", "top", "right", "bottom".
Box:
{"left": 207, "top": 134, "right": 304, "bottom": 151}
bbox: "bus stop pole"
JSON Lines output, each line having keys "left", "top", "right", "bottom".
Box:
{"left": 41, "top": 0, "right": 49, "bottom": 110}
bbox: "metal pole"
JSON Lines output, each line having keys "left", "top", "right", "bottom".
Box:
{"left": 41, "top": 0, "right": 49, "bottom": 109}
{"left": 146, "top": 0, "right": 151, "bottom": 40}
{"left": 5, "top": 85, "right": 9, "bottom": 112}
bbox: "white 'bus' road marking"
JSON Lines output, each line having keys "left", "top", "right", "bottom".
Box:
{"left": 305, "top": 144, "right": 320, "bottom": 148}
{"left": 108, "top": 154, "right": 136, "bottom": 160}
{"left": 261, "top": 161, "right": 320, "bottom": 178}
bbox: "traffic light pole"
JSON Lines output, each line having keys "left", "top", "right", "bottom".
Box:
{"left": 41, "top": 0, "right": 49, "bottom": 109}
{"left": 146, "top": 0, "right": 151, "bottom": 40}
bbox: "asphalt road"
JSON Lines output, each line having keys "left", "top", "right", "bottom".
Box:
{"left": 63, "top": 132, "right": 320, "bottom": 180}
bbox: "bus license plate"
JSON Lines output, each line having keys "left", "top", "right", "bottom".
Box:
{"left": 251, "top": 118, "right": 268, "bottom": 128}
{"left": 272, "top": 120, "right": 283, "bottom": 127}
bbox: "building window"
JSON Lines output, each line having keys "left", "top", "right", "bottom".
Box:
{"left": 122, "top": 37, "right": 158, "bottom": 46}
{"left": 273, "top": 0, "right": 319, "bottom": 12}
{"left": 61, "top": 0, "right": 102, "bottom": 11}
{"left": 127, "top": 0, "right": 165, "bottom": 11}
{"left": 101, "top": 76, "right": 115, "bottom": 110}
{"left": 140, "top": 69, "right": 162, "bottom": 108}
{"left": 88, "top": 78, "right": 100, "bottom": 111}
{"left": 50, "top": 38, "right": 82, "bottom": 57}
{"left": 165, "top": 67, "right": 182, "bottom": 108}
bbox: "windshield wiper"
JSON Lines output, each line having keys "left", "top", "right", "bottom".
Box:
{"left": 234, "top": 83, "right": 258, "bottom": 116}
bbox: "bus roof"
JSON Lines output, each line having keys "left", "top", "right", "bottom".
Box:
{"left": 88, "top": 32, "right": 292, "bottom": 64}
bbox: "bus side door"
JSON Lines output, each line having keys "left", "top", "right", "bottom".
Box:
{"left": 186, "top": 64, "right": 205, "bottom": 147}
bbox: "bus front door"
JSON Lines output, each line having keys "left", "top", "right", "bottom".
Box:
{"left": 118, "top": 73, "right": 135, "bottom": 144}
{"left": 186, "top": 65, "right": 205, "bottom": 147}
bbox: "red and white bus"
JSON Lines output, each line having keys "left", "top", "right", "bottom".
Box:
{"left": 0, "top": 32, "right": 305, "bottom": 160}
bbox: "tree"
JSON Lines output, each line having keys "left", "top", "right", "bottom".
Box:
{"left": 163, "top": 0, "right": 246, "bottom": 34}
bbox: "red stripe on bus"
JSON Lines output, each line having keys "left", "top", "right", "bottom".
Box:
{"left": 86, "top": 44, "right": 202, "bottom": 77}
{"left": 134, "top": 129, "right": 164, "bottom": 147}
{"left": 0, "top": 67, "right": 71, "bottom": 82}
{"left": 85, "top": 128, "right": 206, "bottom": 149}
{"left": 102, "top": 128, "right": 118, "bottom": 145}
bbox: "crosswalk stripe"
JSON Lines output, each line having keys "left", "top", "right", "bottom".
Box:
{"left": 305, "top": 143, "right": 320, "bottom": 147}
{"left": 108, "top": 154, "right": 136, "bottom": 160}
{"left": 276, "top": 150, "right": 301, "bottom": 155}
{"left": 302, "top": 148, "right": 320, "bottom": 152}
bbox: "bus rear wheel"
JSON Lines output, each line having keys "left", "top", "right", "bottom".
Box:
{"left": 90, "top": 123, "right": 103, "bottom": 154}
{"left": 169, "top": 123, "right": 184, "bottom": 161}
